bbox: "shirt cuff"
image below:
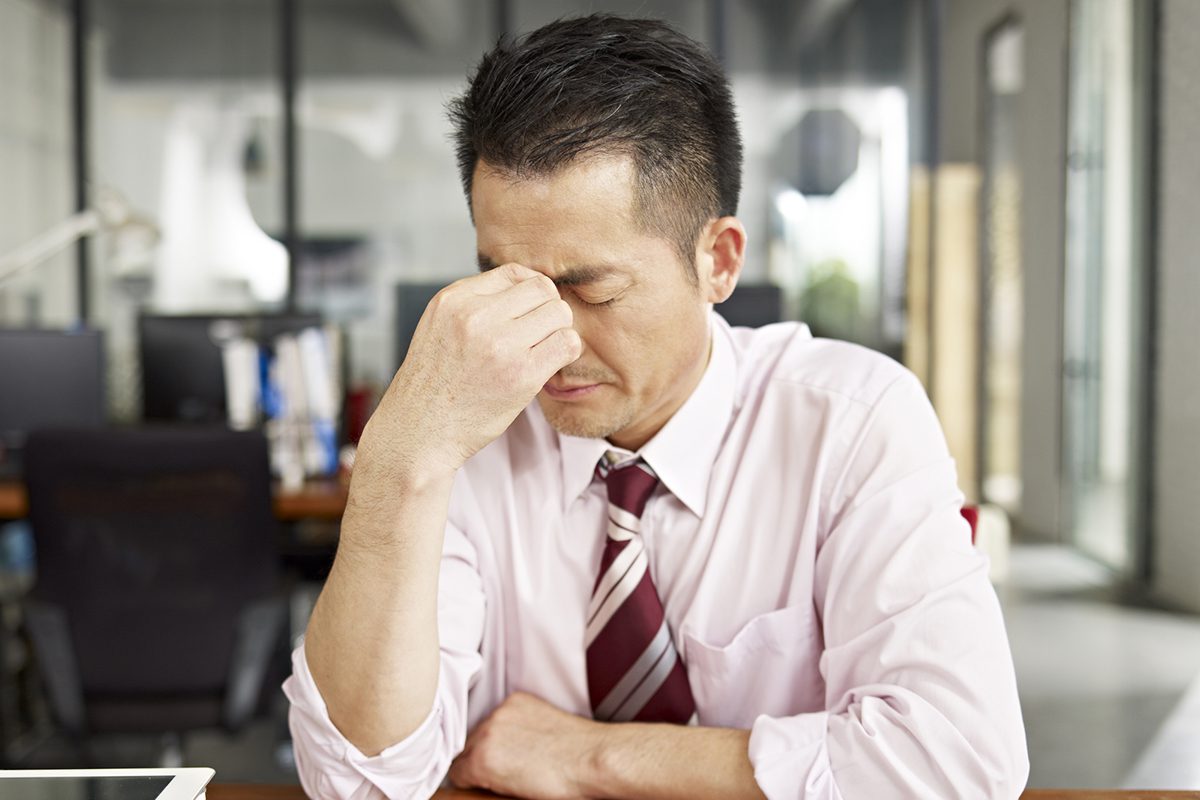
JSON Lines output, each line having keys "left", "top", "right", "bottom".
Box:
{"left": 748, "top": 711, "right": 844, "bottom": 800}
{"left": 284, "top": 643, "right": 452, "bottom": 799}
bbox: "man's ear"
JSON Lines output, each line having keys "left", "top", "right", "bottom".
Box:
{"left": 695, "top": 216, "right": 747, "bottom": 304}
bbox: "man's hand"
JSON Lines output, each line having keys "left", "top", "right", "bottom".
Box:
{"left": 362, "top": 262, "right": 582, "bottom": 482}
{"left": 448, "top": 692, "right": 604, "bottom": 800}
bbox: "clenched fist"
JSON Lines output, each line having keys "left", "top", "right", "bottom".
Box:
{"left": 361, "top": 262, "right": 582, "bottom": 481}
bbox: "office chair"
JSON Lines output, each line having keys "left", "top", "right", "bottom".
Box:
{"left": 21, "top": 427, "right": 286, "bottom": 755}
{"left": 716, "top": 284, "right": 784, "bottom": 328}
{"left": 962, "top": 505, "right": 979, "bottom": 545}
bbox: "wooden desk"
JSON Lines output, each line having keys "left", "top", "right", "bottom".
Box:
{"left": 272, "top": 479, "right": 349, "bottom": 521}
{"left": 208, "top": 788, "right": 486, "bottom": 800}
{"left": 206, "top": 785, "right": 1200, "bottom": 800}
{"left": 0, "top": 478, "right": 349, "bottom": 521}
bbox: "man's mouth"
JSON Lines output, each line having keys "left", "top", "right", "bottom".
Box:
{"left": 542, "top": 381, "right": 602, "bottom": 400}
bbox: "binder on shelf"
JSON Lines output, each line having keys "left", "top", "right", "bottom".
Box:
{"left": 219, "top": 323, "right": 342, "bottom": 484}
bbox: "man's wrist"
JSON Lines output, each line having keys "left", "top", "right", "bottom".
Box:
{"left": 571, "top": 722, "right": 763, "bottom": 800}
{"left": 575, "top": 721, "right": 630, "bottom": 799}
{"left": 353, "top": 422, "right": 460, "bottom": 490}
{"left": 338, "top": 431, "right": 459, "bottom": 553}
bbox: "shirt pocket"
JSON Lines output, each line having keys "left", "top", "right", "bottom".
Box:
{"left": 682, "top": 605, "right": 824, "bottom": 728}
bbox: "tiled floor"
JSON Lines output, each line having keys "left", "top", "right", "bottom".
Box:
{"left": 999, "top": 543, "right": 1200, "bottom": 789}
{"left": 13, "top": 543, "right": 1200, "bottom": 791}
{"left": 1125, "top": 671, "right": 1200, "bottom": 789}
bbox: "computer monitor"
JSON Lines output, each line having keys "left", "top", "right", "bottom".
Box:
{"left": 139, "top": 312, "right": 322, "bottom": 423}
{"left": 716, "top": 284, "right": 785, "bottom": 328}
{"left": 0, "top": 329, "right": 105, "bottom": 466}
{"left": 394, "top": 283, "right": 447, "bottom": 370}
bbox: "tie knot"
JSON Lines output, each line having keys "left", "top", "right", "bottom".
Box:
{"left": 597, "top": 453, "right": 659, "bottom": 518}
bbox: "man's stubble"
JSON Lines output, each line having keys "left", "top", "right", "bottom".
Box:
{"left": 536, "top": 392, "right": 639, "bottom": 442}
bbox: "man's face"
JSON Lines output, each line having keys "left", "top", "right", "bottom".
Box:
{"left": 472, "top": 155, "right": 715, "bottom": 450}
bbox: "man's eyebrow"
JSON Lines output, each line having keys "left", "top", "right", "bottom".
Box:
{"left": 476, "top": 254, "right": 621, "bottom": 287}
{"left": 552, "top": 266, "right": 622, "bottom": 287}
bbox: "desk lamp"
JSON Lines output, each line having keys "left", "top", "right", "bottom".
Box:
{"left": 0, "top": 187, "right": 158, "bottom": 291}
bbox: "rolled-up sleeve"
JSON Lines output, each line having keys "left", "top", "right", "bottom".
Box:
{"left": 283, "top": 517, "right": 486, "bottom": 800}
{"left": 748, "top": 372, "right": 1029, "bottom": 799}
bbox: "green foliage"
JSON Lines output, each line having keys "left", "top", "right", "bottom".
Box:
{"left": 799, "top": 259, "right": 861, "bottom": 340}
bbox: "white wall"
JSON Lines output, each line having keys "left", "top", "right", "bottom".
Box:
{"left": 0, "top": 0, "right": 75, "bottom": 327}
{"left": 1153, "top": 0, "right": 1200, "bottom": 611}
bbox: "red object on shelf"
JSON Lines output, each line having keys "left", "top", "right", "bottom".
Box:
{"left": 343, "top": 384, "right": 374, "bottom": 444}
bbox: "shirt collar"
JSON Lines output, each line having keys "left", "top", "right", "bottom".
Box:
{"left": 558, "top": 312, "right": 738, "bottom": 517}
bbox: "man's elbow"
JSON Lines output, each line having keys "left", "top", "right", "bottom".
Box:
{"left": 989, "top": 736, "right": 1031, "bottom": 799}
{"left": 967, "top": 720, "right": 1029, "bottom": 800}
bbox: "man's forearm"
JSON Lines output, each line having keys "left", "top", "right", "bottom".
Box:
{"left": 583, "top": 723, "right": 765, "bottom": 800}
{"left": 449, "top": 680, "right": 764, "bottom": 799}
{"left": 303, "top": 446, "right": 457, "bottom": 757}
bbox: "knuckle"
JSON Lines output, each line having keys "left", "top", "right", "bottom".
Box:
{"left": 428, "top": 287, "right": 454, "bottom": 314}
{"left": 553, "top": 298, "right": 573, "bottom": 324}
{"left": 477, "top": 744, "right": 500, "bottom": 775}
{"left": 459, "top": 307, "right": 486, "bottom": 338}
{"left": 562, "top": 328, "right": 583, "bottom": 358}
{"left": 452, "top": 312, "right": 470, "bottom": 339}
{"left": 536, "top": 273, "right": 558, "bottom": 297}
{"left": 502, "top": 262, "right": 528, "bottom": 282}
{"left": 486, "top": 337, "right": 507, "bottom": 361}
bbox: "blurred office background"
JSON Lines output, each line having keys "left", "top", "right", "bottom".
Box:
{"left": 0, "top": 0, "right": 1198, "bottom": 790}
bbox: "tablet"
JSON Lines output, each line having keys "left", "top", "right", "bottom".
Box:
{"left": 0, "top": 767, "right": 216, "bottom": 800}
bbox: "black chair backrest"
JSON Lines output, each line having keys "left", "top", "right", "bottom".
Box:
{"left": 717, "top": 284, "right": 784, "bottom": 328}
{"left": 23, "top": 427, "right": 278, "bottom": 698}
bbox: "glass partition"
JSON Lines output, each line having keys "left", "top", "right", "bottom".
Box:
{"left": 296, "top": 0, "right": 492, "bottom": 391}
{"left": 1061, "top": 0, "right": 1154, "bottom": 575}
{"left": 0, "top": 0, "right": 75, "bottom": 328}
{"left": 87, "top": 0, "right": 287, "bottom": 419}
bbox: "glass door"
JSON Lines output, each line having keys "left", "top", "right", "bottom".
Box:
{"left": 1061, "top": 0, "right": 1153, "bottom": 575}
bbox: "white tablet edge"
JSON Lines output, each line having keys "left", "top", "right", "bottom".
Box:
{"left": 1, "top": 767, "right": 217, "bottom": 800}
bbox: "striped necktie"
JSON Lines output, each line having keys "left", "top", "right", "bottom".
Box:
{"left": 585, "top": 452, "right": 696, "bottom": 724}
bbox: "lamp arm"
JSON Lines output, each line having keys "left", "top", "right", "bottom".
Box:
{"left": 0, "top": 208, "right": 103, "bottom": 286}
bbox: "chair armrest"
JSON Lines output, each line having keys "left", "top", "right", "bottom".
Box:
{"left": 23, "top": 600, "right": 86, "bottom": 735}
{"left": 223, "top": 595, "right": 287, "bottom": 731}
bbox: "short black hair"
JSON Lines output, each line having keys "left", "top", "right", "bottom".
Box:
{"left": 448, "top": 14, "right": 743, "bottom": 280}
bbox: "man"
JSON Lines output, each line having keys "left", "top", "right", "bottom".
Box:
{"left": 285, "top": 15, "right": 1029, "bottom": 799}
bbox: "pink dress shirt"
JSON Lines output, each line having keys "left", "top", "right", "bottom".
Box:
{"left": 284, "top": 314, "right": 1030, "bottom": 799}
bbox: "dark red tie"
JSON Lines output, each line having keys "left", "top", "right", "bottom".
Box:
{"left": 585, "top": 453, "right": 696, "bottom": 724}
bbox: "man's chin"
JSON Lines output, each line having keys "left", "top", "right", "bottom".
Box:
{"left": 537, "top": 394, "right": 633, "bottom": 441}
